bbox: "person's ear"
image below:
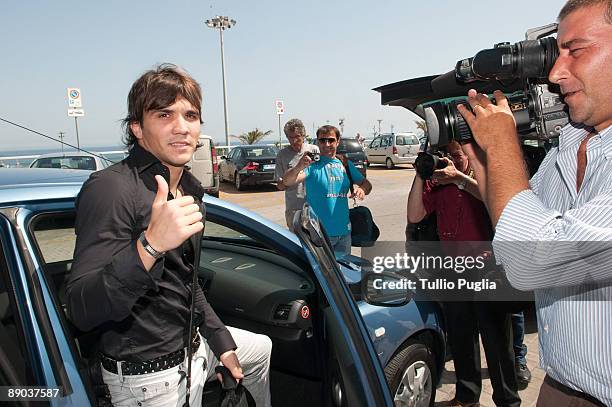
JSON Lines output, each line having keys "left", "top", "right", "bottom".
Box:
{"left": 130, "top": 121, "right": 143, "bottom": 140}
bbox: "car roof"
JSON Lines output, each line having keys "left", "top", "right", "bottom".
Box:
{"left": 33, "top": 151, "right": 100, "bottom": 159}
{"left": 376, "top": 132, "right": 416, "bottom": 137}
{"left": 234, "top": 145, "right": 276, "bottom": 149}
{"left": 0, "top": 168, "right": 91, "bottom": 205}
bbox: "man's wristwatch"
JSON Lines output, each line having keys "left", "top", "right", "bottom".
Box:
{"left": 138, "top": 232, "right": 165, "bottom": 259}
{"left": 457, "top": 178, "right": 467, "bottom": 190}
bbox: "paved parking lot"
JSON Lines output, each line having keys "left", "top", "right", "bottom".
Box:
{"left": 219, "top": 163, "right": 544, "bottom": 406}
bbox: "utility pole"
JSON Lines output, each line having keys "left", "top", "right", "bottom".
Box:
{"left": 377, "top": 119, "right": 382, "bottom": 135}
{"left": 58, "top": 131, "right": 65, "bottom": 154}
{"left": 74, "top": 118, "right": 80, "bottom": 151}
{"left": 205, "top": 16, "right": 236, "bottom": 149}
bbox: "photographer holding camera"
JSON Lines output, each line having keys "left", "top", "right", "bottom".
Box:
{"left": 275, "top": 118, "right": 320, "bottom": 232}
{"left": 407, "top": 141, "right": 521, "bottom": 407}
{"left": 283, "top": 125, "right": 372, "bottom": 256}
{"left": 458, "top": 1, "right": 612, "bottom": 405}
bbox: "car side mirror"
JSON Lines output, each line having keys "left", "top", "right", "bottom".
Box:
{"left": 361, "top": 272, "right": 412, "bottom": 306}
{"left": 220, "top": 155, "right": 227, "bottom": 160}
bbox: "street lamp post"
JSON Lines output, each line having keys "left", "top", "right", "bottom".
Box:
{"left": 205, "top": 16, "right": 236, "bottom": 149}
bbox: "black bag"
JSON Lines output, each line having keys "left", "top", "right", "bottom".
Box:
{"left": 216, "top": 366, "right": 256, "bottom": 407}
{"left": 341, "top": 158, "right": 380, "bottom": 247}
{"left": 349, "top": 206, "right": 380, "bottom": 247}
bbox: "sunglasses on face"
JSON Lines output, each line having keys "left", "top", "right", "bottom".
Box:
{"left": 317, "top": 137, "right": 337, "bottom": 144}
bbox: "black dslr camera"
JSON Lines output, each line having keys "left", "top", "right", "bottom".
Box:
{"left": 420, "top": 24, "right": 568, "bottom": 149}
{"left": 414, "top": 152, "right": 447, "bottom": 180}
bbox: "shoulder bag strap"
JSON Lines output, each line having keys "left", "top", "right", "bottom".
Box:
{"left": 340, "top": 156, "right": 357, "bottom": 207}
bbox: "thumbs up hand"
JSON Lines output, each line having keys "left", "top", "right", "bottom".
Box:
{"left": 145, "top": 175, "right": 204, "bottom": 253}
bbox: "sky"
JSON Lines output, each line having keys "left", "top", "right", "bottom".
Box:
{"left": 1, "top": 0, "right": 564, "bottom": 152}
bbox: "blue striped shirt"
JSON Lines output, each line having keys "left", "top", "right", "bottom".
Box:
{"left": 494, "top": 122, "right": 612, "bottom": 405}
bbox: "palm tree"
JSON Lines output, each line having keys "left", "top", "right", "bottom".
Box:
{"left": 414, "top": 119, "right": 427, "bottom": 135}
{"left": 232, "top": 128, "right": 273, "bottom": 145}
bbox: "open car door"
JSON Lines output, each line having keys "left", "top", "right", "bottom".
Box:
{"left": 292, "top": 205, "right": 394, "bottom": 407}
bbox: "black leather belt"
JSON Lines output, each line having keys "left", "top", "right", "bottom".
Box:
{"left": 544, "top": 375, "right": 606, "bottom": 407}
{"left": 101, "top": 333, "right": 201, "bottom": 376}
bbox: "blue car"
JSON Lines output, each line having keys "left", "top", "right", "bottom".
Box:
{"left": 0, "top": 168, "right": 444, "bottom": 406}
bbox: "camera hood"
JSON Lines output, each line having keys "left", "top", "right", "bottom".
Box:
{"left": 373, "top": 70, "right": 523, "bottom": 116}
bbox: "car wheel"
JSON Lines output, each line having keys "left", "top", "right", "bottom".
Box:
{"left": 234, "top": 172, "right": 244, "bottom": 191}
{"left": 385, "top": 340, "right": 436, "bottom": 407}
{"left": 386, "top": 157, "right": 395, "bottom": 169}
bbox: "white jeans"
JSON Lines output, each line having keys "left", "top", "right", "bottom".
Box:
{"left": 101, "top": 326, "right": 272, "bottom": 406}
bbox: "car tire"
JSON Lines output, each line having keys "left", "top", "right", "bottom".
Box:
{"left": 234, "top": 172, "right": 244, "bottom": 191}
{"left": 385, "top": 339, "right": 436, "bottom": 407}
{"left": 386, "top": 158, "right": 395, "bottom": 169}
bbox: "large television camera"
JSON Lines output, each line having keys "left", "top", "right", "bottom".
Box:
{"left": 421, "top": 24, "right": 568, "bottom": 149}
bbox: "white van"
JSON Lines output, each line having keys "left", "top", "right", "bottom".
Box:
{"left": 188, "top": 134, "right": 220, "bottom": 197}
{"left": 364, "top": 132, "right": 421, "bottom": 169}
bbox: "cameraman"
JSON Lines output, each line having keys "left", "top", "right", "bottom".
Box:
{"left": 407, "top": 141, "right": 520, "bottom": 407}
{"left": 458, "top": 0, "right": 612, "bottom": 405}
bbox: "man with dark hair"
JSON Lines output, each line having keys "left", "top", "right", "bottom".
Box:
{"left": 283, "top": 125, "right": 372, "bottom": 255}
{"left": 275, "top": 118, "right": 319, "bottom": 232}
{"left": 459, "top": 0, "right": 612, "bottom": 404}
{"left": 66, "top": 63, "right": 272, "bottom": 406}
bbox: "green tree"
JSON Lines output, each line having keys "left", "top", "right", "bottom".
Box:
{"left": 232, "top": 128, "right": 273, "bottom": 145}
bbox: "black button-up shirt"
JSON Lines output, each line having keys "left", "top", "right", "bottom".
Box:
{"left": 66, "top": 143, "right": 236, "bottom": 361}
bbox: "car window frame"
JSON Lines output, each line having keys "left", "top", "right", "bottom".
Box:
{"left": 293, "top": 207, "right": 394, "bottom": 406}
{"left": 0, "top": 219, "right": 42, "bottom": 388}
{"left": 0, "top": 209, "right": 77, "bottom": 395}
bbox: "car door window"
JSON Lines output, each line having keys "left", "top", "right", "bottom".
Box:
{"left": 408, "top": 135, "right": 419, "bottom": 145}
{"left": 204, "top": 220, "right": 256, "bottom": 243}
{"left": 369, "top": 138, "right": 381, "bottom": 148}
{"left": 0, "top": 230, "right": 38, "bottom": 387}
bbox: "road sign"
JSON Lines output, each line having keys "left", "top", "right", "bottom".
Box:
{"left": 67, "top": 87, "right": 82, "bottom": 108}
{"left": 68, "top": 108, "right": 85, "bottom": 117}
{"left": 275, "top": 100, "right": 285, "bottom": 115}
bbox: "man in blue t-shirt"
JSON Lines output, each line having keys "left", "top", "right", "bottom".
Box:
{"left": 283, "top": 125, "right": 372, "bottom": 255}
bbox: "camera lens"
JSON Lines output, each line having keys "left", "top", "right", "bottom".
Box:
{"left": 423, "top": 93, "right": 534, "bottom": 148}
{"left": 456, "top": 37, "right": 559, "bottom": 83}
{"left": 415, "top": 152, "right": 447, "bottom": 180}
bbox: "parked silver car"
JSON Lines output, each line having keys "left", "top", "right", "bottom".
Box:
{"left": 29, "top": 151, "right": 111, "bottom": 171}
{"left": 365, "top": 133, "right": 421, "bottom": 169}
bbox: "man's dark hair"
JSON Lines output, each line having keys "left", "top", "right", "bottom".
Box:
{"left": 283, "top": 118, "right": 306, "bottom": 137}
{"left": 558, "top": 0, "right": 612, "bottom": 23}
{"left": 122, "top": 63, "right": 203, "bottom": 147}
{"left": 316, "top": 125, "right": 341, "bottom": 140}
